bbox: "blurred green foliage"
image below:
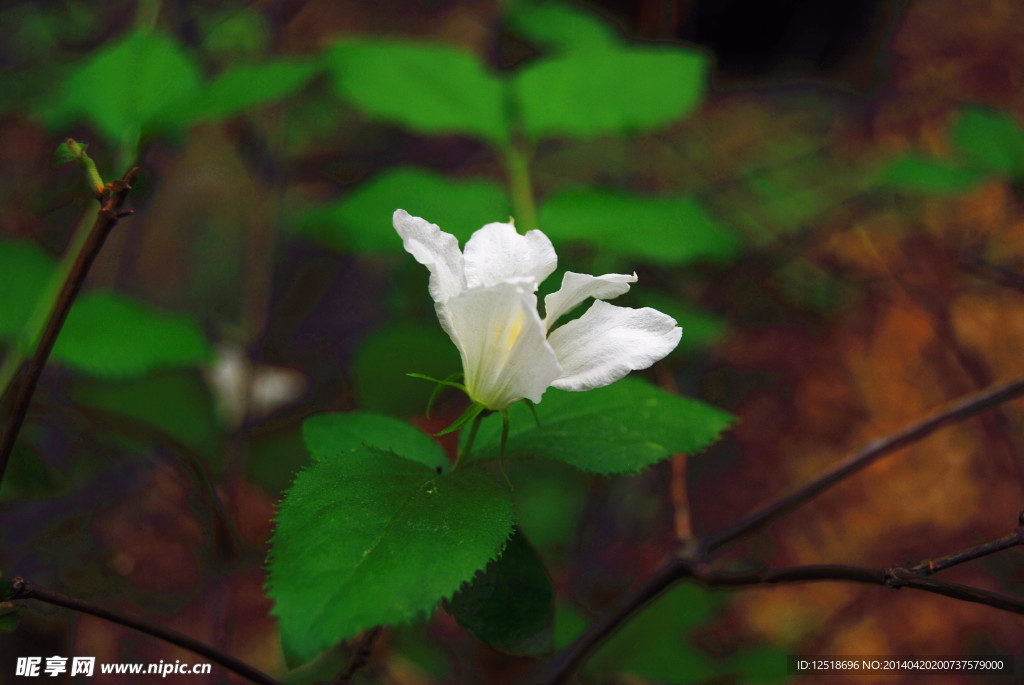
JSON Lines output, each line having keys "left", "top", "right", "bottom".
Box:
{"left": 0, "top": 0, "right": 867, "bottom": 680}
{"left": 0, "top": 240, "right": 210, "bottom": 378}
{"left": 879, "top": 106, "right": 1024, "bottom": 193}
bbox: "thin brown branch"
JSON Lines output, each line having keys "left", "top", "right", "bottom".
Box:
{"left": 902, "top": 527, "right": 1024, "bottom": 576}
{"left": 704, "top": 373, "right": 1024, "bottom": 555}
{"left": 8, "top": 577, "right": 282, "bottom": 685}
{"left": 0, "top": 167, "right": 139, "bottom": 487}
{"left": 539, "top": 525, "right": 1024, "bottom": 685}
{"left": 333, "top": 626, "right": 383, "bottom": 685}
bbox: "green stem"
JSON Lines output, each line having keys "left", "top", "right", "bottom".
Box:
{"left": 455, "top": 412, "right": 484, "bottom": 470}
{"left": 504, "top": 141, "right": 539, "bottom": 231}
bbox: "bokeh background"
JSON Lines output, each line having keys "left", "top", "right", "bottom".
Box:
{"left": 1, "top": 0, "right": 1023, "bottom": 682}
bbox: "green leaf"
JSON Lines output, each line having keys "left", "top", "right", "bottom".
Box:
{"left": 538, "top": 189, "right": 739, "bottom": 265}
{"left": 53, "top": 139, "right": 86, "bottom": 166}
{"left": 448, "top": 527, "right": 553, "bottom": 655}
{"left": 268, "top": 447, "right": 514, "bottom": 666}
{"left": 514, "top": 45, "right": 707, "bottom": 140}
{"left": 302, "top": 412, "right": 449, "bottom": 472}
{"left": 0, "top": 240, "right": 56, "bottom": 339}
{"left": 201, "top": 9, "right": 270, "bottom": 61}
{"left": 951, "top": 106, "right": 1024, "bottom": 178}
{"left": 325, "top": 39, "right": 507, "bottom": 144}
{"left": 587, "top": 584, "right": 722, "bottom": 683}
{"left": 184, "top": 60, "right": 318, "bottom": 123}
{"left": 53, "top": 292, "right": 212, "bottom": 379}
{"left": 876, "top": 155, "right": 987, "bottom": 194}
{"left": 467, "top": 379, "right": 734, "bottom": 473}
{"left": 71, "top": 372, "right": 220, "bottom": 460}
{"left": 506, "top": 1, "right": 619, "bottom": 51}
{"left": 297, "top": 167, "right": 511, "bottom": 252}
{"left": 42, "top": 29, "right": 201, "bottom": 145}
{"left": 0, "top": 608, "right": 19, "bottom": 633}
{"left": 351, "top": 324, "right": 461, "bottom": 416}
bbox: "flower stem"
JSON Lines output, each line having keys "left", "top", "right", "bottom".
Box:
{"left": 454, "top": 412, "right": 484, "bottom": 470}
{"left": 504, "top": 141, "right": 538, "bottom": 231}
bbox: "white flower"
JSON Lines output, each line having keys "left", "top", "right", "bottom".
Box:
{"left": 394, "top": 210, "right": 682, "bottom": 411}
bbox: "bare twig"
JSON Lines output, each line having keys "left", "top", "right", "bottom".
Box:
{"left": 901, "top": 527, "right": 1024, "bottom": 576}
{"left": 0, "top": 167, "right": 139, "bottom": 487}
{"left": 333, "top": 626, "right": 383, "bottom": 685}
{"left": 8, "top": 577, "right": 282, "bottom": 685}
{"left": 540, "top": 525, "right": 1024, "bottom": 685}
{"left": 704, "top": 373, "right": 1024, "bottom": 555}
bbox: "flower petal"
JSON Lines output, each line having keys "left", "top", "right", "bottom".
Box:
{"left": 463, "top": 221, "right": 556, "bottom": 290}
{"left": 543, "top": 271, "right": 637, "bottom": 331}
{"left": 393, "top": 210, "right": 465, "bottom": 304}
{"left": 445, "top": 282, "right": 561, "bottom": 409}
{"left": 548, "top": 301, "right": 681, "bottom": 391}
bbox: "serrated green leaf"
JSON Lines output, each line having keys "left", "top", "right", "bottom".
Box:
{"left": 951, "top": 106, "right": 1024, "bottom": 179}
{"left": 467, "top": 379, "right": 734, "bottom": 473}
{"left": 351, "top": 324, "right": 461, "bottom": 416}
{"left": 506, "top": 1, "right": 619, "bottom": 51}
{"left": 325, "top": 39, "right": 507, "bottom": 144}
{"left": 515, "top": 45, "right": 707, "bottom": 140}
{"left": 876, "top": 155, "right": 987, "bottom": 194}
{"left": 448, "top": 527, "right": 553, "bottom": 655}
{"left": 53, "top": 291, "right": 212, "bottom": 379}
{"left": 183, "top": 60, "right": 318, "bottom": 123}
{"left": 297, "top": 167, "right": 511, "bottom": 252}
{"left": 303, "top": 412, "right": 449, "bottom": 472}
{"left": 268, "top": 447, "right": 514, "bottom": 666}
{"left": 0, "top": 240, "right": 56, "bottom": 339}
{"left": 538, "top": 189, "right": 739, "bottom": 265}
{"left": 41, "top": 29, "right": 201, "bottom": 145}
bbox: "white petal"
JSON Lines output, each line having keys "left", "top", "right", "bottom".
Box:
{"left": 393, "top": 210, "right": 465, "bottom": 304}
{"left": 548, "top": 301, "right": 681, "bottom": 391}
{"left": 463, "top": 221, "right": 557, "bottom": 290}
{"left": 543, "top": 271, "right": 637, "bottom": 331}
{"left": 445, "top": 282, "right": 562, "bottom": 409}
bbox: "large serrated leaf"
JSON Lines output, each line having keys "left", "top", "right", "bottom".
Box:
{"left": 514, "top": 45, "right": 707, "bottom": 140}
{"left": 303, "top": 412, "right": 449, "bottom": 472}
{"left": 53, "top": 292, "right": 211, "bottom": 379}
{"left": 268, "top": 447, "right": 514, "bottom": 666}
{"left": 41, "top": 29, "right": 201, "bottom": 144}
{"left": 448, "top": 527, "right": 553, "bottom": 655}
{"left": 325, "top": 39, "right": 507, "bottom": 144}
{"left": 538, "top": 190, "right": 739, "bottom": 265}
{"left": 467, "top": 379, "right": 734, "bottom": 474}
{"left": 297, "top": 167, "right": 511, "bottom": 252}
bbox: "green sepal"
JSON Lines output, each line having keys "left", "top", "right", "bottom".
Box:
{"left": 405, "top": 372, "right": 465, "bottom": 418}
{"left": 435, "top": 401, "right": 487, "bottom": 437}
